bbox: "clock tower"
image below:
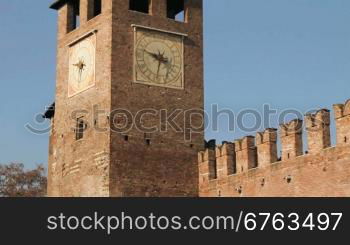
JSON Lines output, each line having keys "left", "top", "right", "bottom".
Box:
{"left": 47, "top": 0, "right": 204, "bottom": 197}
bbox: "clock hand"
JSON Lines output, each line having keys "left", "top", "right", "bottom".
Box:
{"left": 144, "top": 50, "right": 160, "bottom": 61}
{"left": 159, "top": 51, "right": 169, "bottom": 64}
{"left": 79, "top": 69, "right": 82, "bottom": 83}
{"left": 73, "top": 61, "right": 84, "bottom": 69}
{"left": 145, "top": 50, "right": 169, "bottom": 64}
{"left": 160, "top": 56, "right": 169, "bottom": 64}
{"left": 156, "top": 60, "right": 161, "bottom": 79}
{"left": 73, "top": 59, "right": 86, "bottom": 83}
{"left": 164, "top": 58, "right": 173, "bottom": 82}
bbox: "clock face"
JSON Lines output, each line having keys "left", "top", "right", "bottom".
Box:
{"left": 134, "top": 27, "right": 184, "bottom": 89}
{"left": 68, "top": 35, "right": 96, "bottom": 97}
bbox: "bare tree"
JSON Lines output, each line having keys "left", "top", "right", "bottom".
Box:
{"left": 0, "top": 163, "right": 47, "bottom": 197}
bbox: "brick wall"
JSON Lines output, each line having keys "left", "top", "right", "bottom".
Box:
{"left": 109, "top": 0, "right": 204, "bottom": 197}
{"left": 199, "top": 99, "right": 350, "bottom": 197}
{"left": 48, "top": 0, "right": 113, "bottom": 197}
{"left": 48, "top": 0, "right": 205, "bottom": 197}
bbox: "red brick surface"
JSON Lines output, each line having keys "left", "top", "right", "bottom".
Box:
{"left": 199, "top": 100, "right": 350, "bottom": 197}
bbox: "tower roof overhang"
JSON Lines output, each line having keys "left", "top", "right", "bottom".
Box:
{"left": 50, "top": 0, "right": 69, "bottom": 10}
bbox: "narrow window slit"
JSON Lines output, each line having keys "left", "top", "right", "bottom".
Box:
{"left": 76, "top": 117, "right": 85, "bottom": 141}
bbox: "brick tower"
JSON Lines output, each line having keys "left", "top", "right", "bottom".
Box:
{"left": 46, "top": 0, "right": 204, "bottom": 197}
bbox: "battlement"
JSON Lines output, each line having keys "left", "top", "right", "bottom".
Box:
{"left": 305, "top": 109, "right": 331, "bottom": 154}
{"left": 333, "top": 100, "right": 350, "bottom": 146}
{"left": 234, "top": 136, "right": 257, "bottom": 173}
{"left": 198, "top": 99, "right": 350, "bottom": 197}
{"left": 256, "top": 128, "right": 278, "bottom": 167}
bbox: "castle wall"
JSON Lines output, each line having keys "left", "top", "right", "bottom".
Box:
{"left": 199, "top": 99, "right": 350, "bottom": 197}
{"left": 48, "top": 0, "right": 349, "bottom": 198}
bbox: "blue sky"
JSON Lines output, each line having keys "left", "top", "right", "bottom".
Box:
{"left": 0, "top": 0, "right": 349, "bottom": 169}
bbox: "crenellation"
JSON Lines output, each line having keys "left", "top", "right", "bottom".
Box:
{"left": 333, "top": 104, "right": 344, "bottom": 119}
{"left": 234, "top": 136, "right": 257, "bottom": 173}
{"left": 199, "top": 99, "right": 350, "bottom": 197}
{"left": 344, "top": 99, "right": 350, "bottom": 115}
{"left": 305, "top": 109, "right": 331, "bottom": 154}
{"left": 280, "top": 119, "right": 303, "bottom": 161}
{"left": 256, "top": 128, "right": 278, "bottom": 167}
{"left": 334, "top": 100, "right": 350, "bottom": 146}
{"left": 280, "top": 119, "right": 303, "bottom": 136}
{"left": 215, "top": 143, "right": 235, "bottom": 178}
